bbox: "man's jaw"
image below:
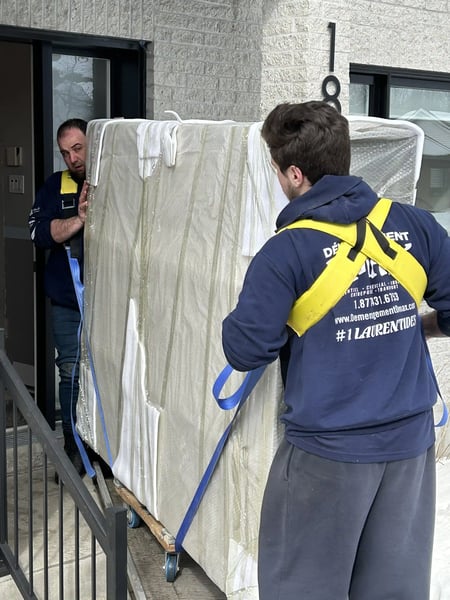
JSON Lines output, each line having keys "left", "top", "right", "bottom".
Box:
{"left": 70, "top": 165, "right": 86, "bottom": 181}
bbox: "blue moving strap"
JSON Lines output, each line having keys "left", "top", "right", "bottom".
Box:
{"left": 421, "top": 320, "right": 448, "bottom": 427}
{"left": 66, "top": 247, "right": 114, "bottom": 476}
{"left": 174, "top": 363, "right": 266, "bottom": 552}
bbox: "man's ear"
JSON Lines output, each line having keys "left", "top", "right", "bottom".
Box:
{"left": 286, "top": 164, "right": 304, "bottom": 188}
{"left": 286, "top": 164, "right": 312, "bottom": 195}
{"left": 288, "top": 164, "right": 303, "bottom": 182}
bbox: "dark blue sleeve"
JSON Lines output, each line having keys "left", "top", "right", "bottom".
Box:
{"left": 423, "top": 219, "right": 450, "bottom": 312}
{"left": 222, "top": 238, "right": 296, "bottom": 371}
{"left": 418, "top": 213, "right": 450, "bottom": 335}
{"left": 28, "top": 172, "right": 62, "bottom": 249}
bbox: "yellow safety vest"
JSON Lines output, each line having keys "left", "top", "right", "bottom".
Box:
{"left": 60, "top": 169, "right": 78, "bottom": 195}
{"left": 278, "top": 198, "right": 427, "bottom": 336}
{"left": 60, "top": 169, "right": 82, "bottom": 258}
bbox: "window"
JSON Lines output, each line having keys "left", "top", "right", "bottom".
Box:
{"left": 350, "top": 66, "right": 450, "bottom": 229}
{"left": 349, "top": 82, "right": 369, "bottom": 116}
{"left": 52, "top": 53, "right": 110, "bottom": 170}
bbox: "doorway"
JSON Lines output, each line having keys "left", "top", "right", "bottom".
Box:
{"left": 0, "top": 26, "right": 147, "bottom": 426}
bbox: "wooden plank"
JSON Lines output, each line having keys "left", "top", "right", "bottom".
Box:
{"left": 114, "top": 481, "right": 176, "bottom": 552}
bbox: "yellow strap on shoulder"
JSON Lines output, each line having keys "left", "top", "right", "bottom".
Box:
{"left": 60, "top": 169, "right": 78, "bottom": 194}
{"left": 278, "top": 198, "right": 427, "bottom": 336}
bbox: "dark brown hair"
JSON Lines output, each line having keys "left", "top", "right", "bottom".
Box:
{"left": 261, "top": 101, "right": 350, "bottom": 184}
{"left": 57, "top": 118, "right": 87, "bottom": 140}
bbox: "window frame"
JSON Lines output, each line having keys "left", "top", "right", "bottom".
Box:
{"left": 349, "top": 63, "right": 450, "bottom": 231}
{"left": 350, "top": 64, "right": 450, "bottom": 119}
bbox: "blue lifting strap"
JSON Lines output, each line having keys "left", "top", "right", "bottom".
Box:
{"left": 174, "top": 363, "right": 266, "bottom": 552}
{"left": 66, "top": 247, "right": 114, "bottom": 475}
{"left": 421, "top": 320, "right": 448, "bottom": 427}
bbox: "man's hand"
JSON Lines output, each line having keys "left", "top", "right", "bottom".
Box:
{"left": 78, "top": 181, "right": 89, "bottom": 224}
{"left": 421, "top": 310, "right": 446, "bottom": 339}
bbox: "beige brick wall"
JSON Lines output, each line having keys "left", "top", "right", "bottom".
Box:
{"left": 1, "top": 1, "right": 449, "bottom": 120}
{"left": 260, "top": 0, "right": 450, "bottom": 116}
{"left": 151, "top": 0, "right": 263, "bottom": 120}
{"left": 261, "top": 1, "right": 353, "bottom": 114}
{"left": 348, "top": 0, "right": 450, "bottom": 73}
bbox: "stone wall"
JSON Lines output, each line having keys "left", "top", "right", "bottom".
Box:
{"left": 1, "top": 0, "right": 449, "bottom": 119}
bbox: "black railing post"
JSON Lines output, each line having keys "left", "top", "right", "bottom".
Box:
{"left": 105, "top": 506, "right": 128, "bottom": 600}
{"left": 0, "top": 329, "right": 130, "bottom": 596}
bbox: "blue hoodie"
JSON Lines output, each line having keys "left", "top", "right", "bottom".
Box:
{"left": 29, "top": 171, "right": 83, "bottom": 311}
{"left": 222, "top": 175, "right": 450, "bottom": 463}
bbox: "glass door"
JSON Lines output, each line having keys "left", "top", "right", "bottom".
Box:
{"left": 52, "top": 52, "right": 110, "bottom": 169}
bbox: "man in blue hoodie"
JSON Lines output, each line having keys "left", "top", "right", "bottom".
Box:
{"left": 29, "top": 118, "right": 89, "bottom": 475}
{"left": 222, "top": 101, "right": 450, "bottom": 600}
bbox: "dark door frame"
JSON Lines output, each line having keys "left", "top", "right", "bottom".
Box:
{"left": 0, "top": 24, "right": 148, "bottom": 427}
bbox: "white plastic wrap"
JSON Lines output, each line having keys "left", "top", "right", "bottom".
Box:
{"left": 77, "top": 116, "right": 447, "bottom": 598}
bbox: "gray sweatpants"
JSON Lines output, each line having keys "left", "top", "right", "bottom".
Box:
{"left": 258, "top": 439, "right": 436, "bottom": 600}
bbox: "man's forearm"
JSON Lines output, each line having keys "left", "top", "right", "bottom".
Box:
{"left": 50, "top": 215, "right": 84, "bottom": 244}
{"left": 50, "top": 180, "right": 89, "bottom": 244}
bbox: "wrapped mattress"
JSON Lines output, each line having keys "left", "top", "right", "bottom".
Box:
{"left": 77, "top": 115, "right": 448, "bottom": 598}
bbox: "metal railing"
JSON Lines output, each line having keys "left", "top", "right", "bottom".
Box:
{"left": 0, "top": 330, "right": 128, "bottom": 599}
